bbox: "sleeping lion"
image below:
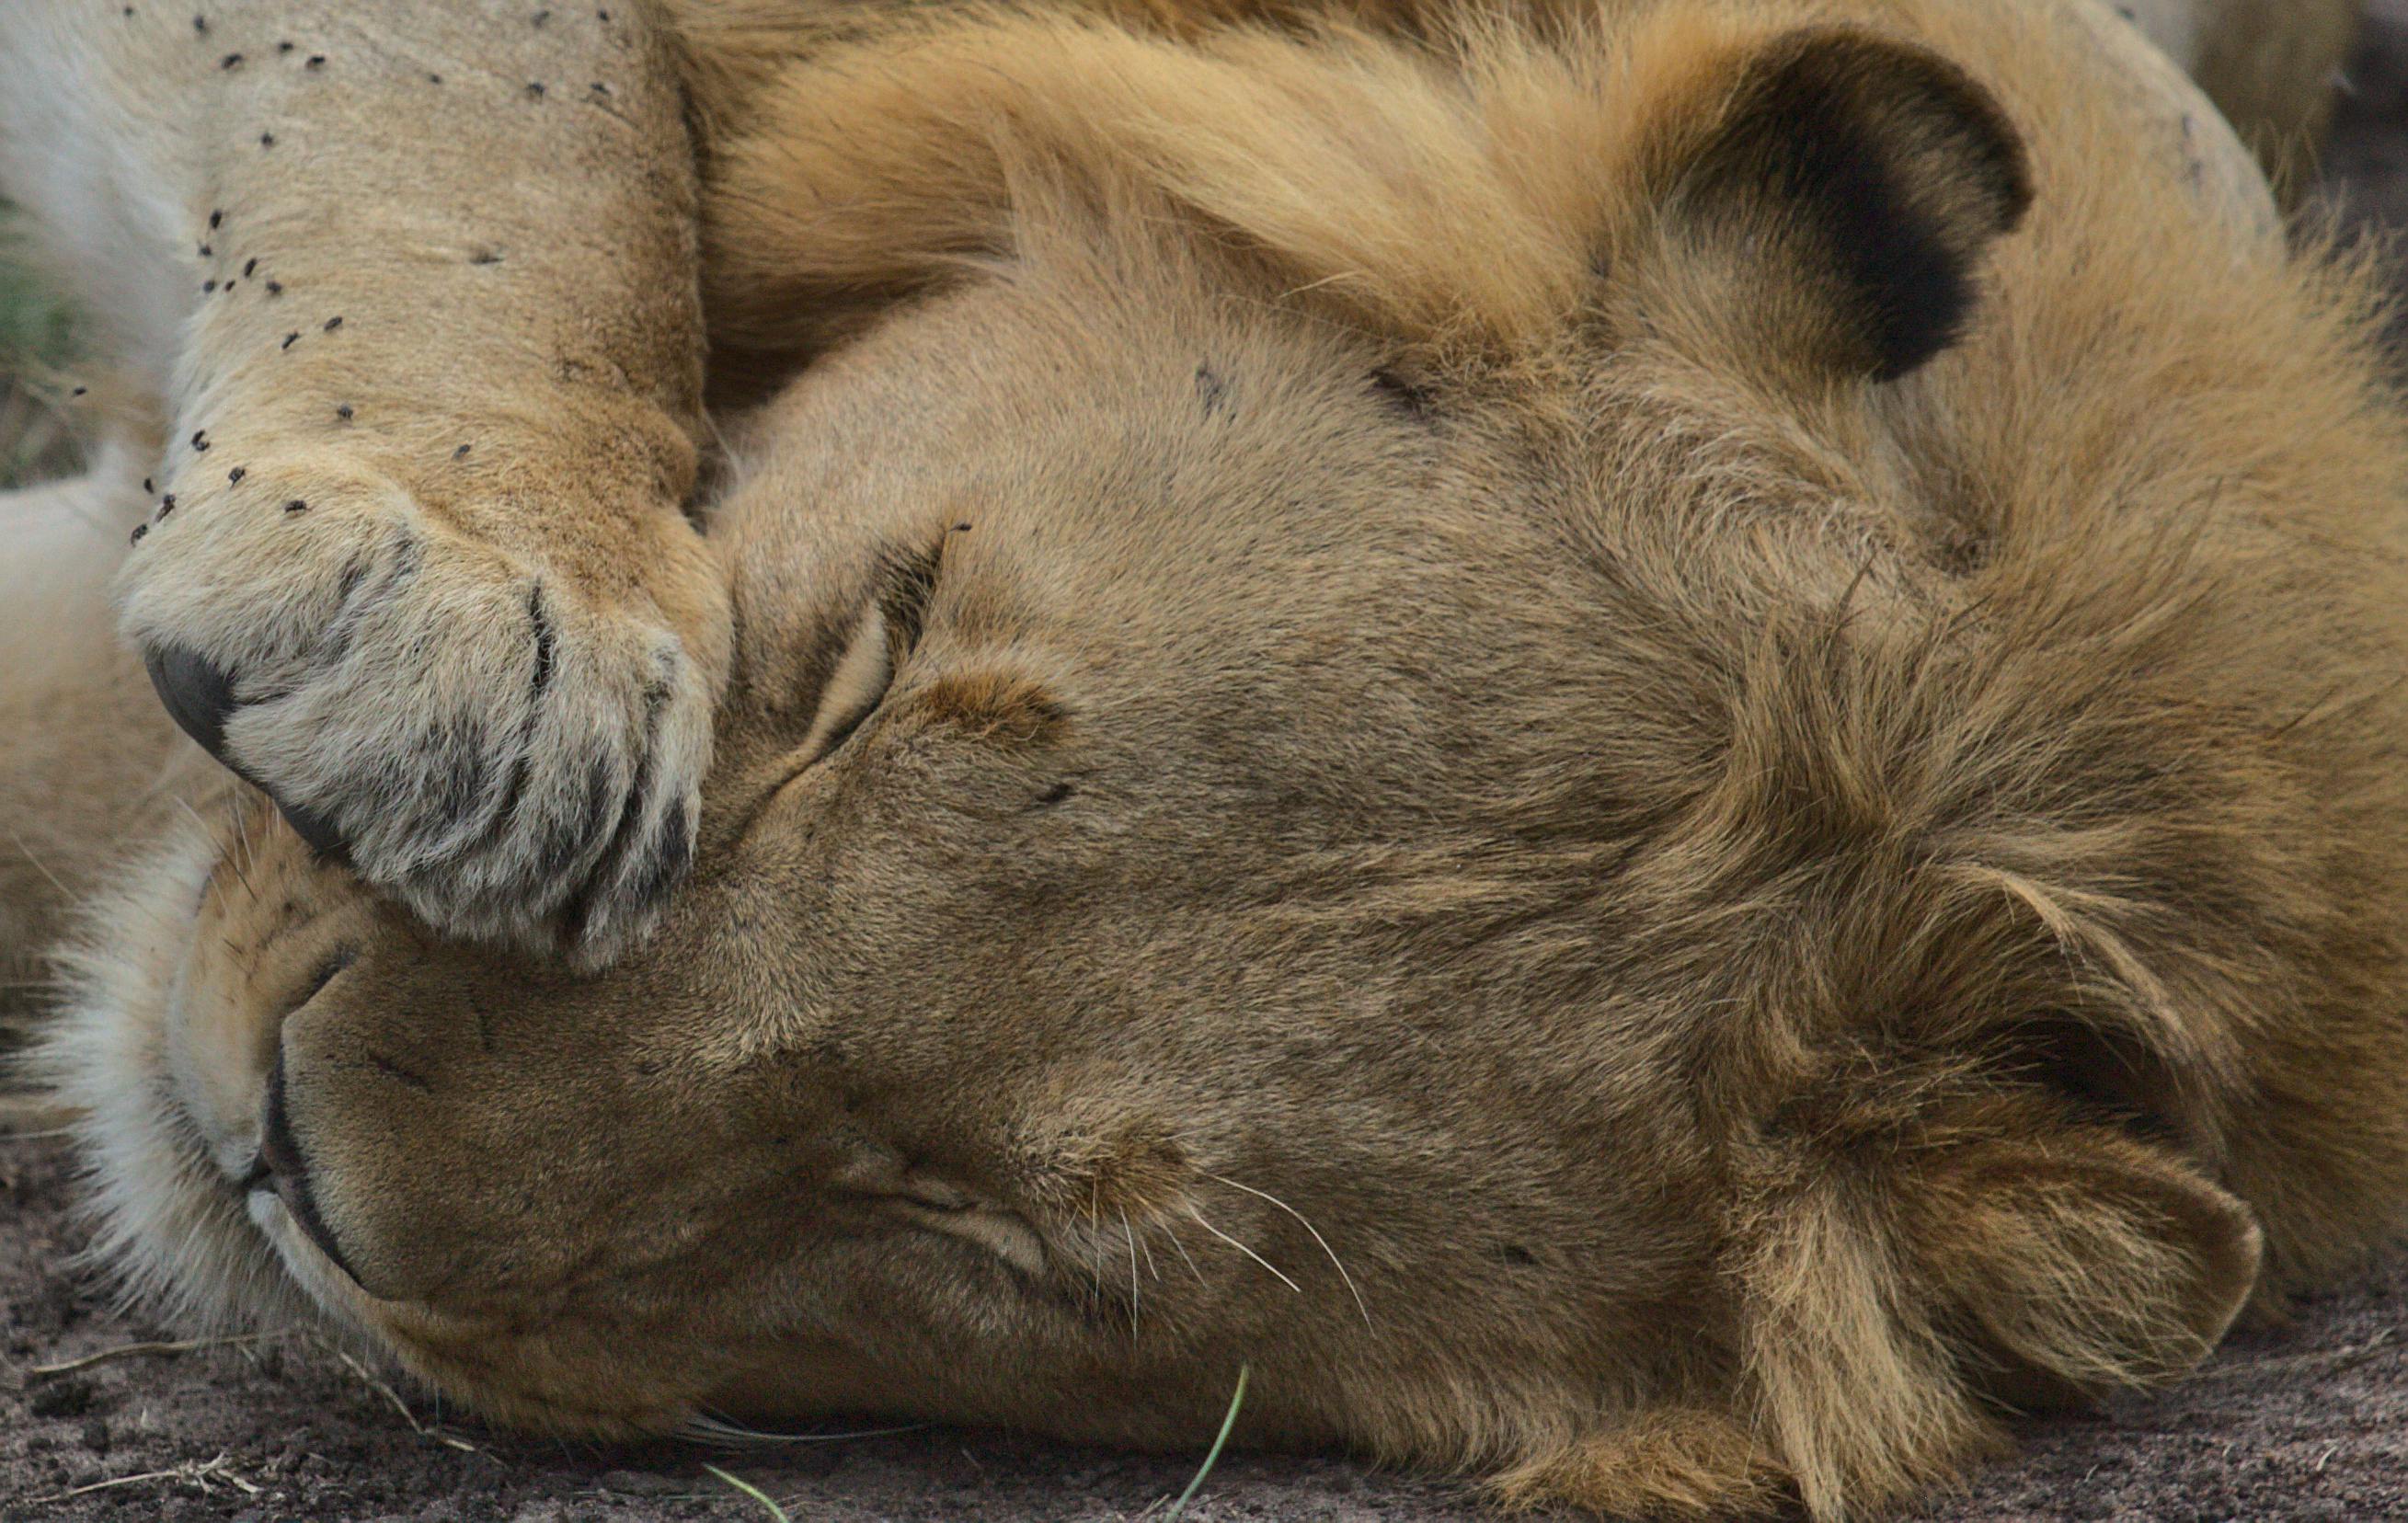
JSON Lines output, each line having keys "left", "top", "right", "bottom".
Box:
{"left": 0, "top": 0, "right": 2397, "bottom": 1517}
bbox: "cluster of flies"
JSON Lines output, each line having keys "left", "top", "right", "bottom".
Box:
{"left": 115, "top": 4, "right": 621, "bottom": 546}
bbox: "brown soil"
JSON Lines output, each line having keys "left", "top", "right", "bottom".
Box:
{"left": 10, "top": 11, "right": 2408, "bottom": 1519}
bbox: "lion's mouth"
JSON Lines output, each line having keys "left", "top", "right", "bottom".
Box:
{"left": 254, "top": 1052, "right": 369, "bottom": 1288}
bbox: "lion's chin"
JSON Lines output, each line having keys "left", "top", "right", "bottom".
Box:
{"left": 27, "top": 818, "right": 342, "bottom": 1346}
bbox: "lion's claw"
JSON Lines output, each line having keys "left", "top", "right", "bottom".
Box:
{"left": 143, "top": 643, "right": 348, "bottom": 857}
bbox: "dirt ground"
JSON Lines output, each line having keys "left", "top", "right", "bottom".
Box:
{"left": 12, "top": 11, "right": 2408, "bottom": 1522}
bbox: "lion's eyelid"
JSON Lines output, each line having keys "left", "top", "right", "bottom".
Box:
{"left": 796, "top": 603, "right": 895, "bottom": 766}
{"left": 792, "top": 534, "right": 950, "bottom": 769}
{"left": 872, "top": 533, "right": 949, "bottom": 657}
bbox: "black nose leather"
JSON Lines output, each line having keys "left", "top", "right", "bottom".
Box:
{"left": 258, "top": 1053, "right": 364, "bottom": 1287}
{"left": 143, "top": 646, "right": 347, "bottom": 858}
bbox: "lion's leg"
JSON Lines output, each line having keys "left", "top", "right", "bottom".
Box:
{"left": 0, "top": 2, "right": 729, "bottom": 968}
{"left": 1492, "top": 1407, "right": 1795, "bottom": 1521}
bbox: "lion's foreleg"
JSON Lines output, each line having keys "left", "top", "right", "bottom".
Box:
{"left": 0, "top": 2, "right": 728, "bottom": 963}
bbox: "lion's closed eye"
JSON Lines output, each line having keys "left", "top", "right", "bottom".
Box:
{"left": 797, "top": 602, "right": 897, "bottom": 766}
{"left": 792, "top": 538, "right": 950, "bottom": 770}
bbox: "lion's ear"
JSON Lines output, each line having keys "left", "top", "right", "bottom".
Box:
{"left": 1638, "top": 27, "right": 2033, "bottom": 382}
{"left": 1899, "top": 1112, "right": 2263, "bottom": 1405}
{"left": 1732, "top": 1093, "right": 2260, "bottom": 1517}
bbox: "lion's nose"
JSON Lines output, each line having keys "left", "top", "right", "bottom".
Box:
{"left": 256, "top": 1050, "right": 366, "bottom": 1287}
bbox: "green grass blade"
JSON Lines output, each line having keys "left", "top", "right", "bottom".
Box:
{"left": 702, "top": 1462, "right": 793, "bottom": 1523}
{"left": 1164, "top": 1363, "right": 1249, "bottom": 1520}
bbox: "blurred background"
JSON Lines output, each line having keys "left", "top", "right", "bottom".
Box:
{"left": 0, "top": 214, "right": 79, "bottom": 492}
{"left": 2327, "top": 1, "right": 2408, "bottom": 306}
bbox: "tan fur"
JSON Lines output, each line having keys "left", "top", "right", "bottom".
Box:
{"left": 5, "top": 1, "right": 2403, "bottom": 1518}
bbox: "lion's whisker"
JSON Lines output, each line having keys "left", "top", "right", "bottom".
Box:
{"left": 1161, "top": 1217, "right": 1209, "bottom": 1288}
{"left": 7, "top": 829, "right": 69, "bottom": 896}
{"left": 227, "top": 795, "right": 266, "bottom": 902}
{"left": 170, "top": 795, "right": 221, "bottom": 847}
{"left": 1121, "top": 1206, "right": 1142, "bottom": 1335}
{"left": 683, "top": 1411, "right": 929, "bottom": 1448}
{"left": 1185, "top": 1203, "right": 1301, "bottom": 1295}
{"left": 171, "top": 796, "right": 256, "bottom": 902}
{"left": 1128, "top": 1205, "right": 1162, "bottom": 1283}
{"left": 1087, "top": 1179, "right": 1107, "bottom": 1315}
{"left": 1205, "top": 1171, "right": 1371, "bottom": 1330}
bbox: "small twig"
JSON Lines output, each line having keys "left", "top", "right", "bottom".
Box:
{"left": 2322, "top": 1324, "right": 2400, "bottom": 1378}
{"left": 321, "top": 1340, "right": 485, "bottom": 1453}
{"left": 40, "top": 1451, "right": 258, "bottom": 1502}
{"left": 44, "top": 1468, "right": 190, "bottom": 1501}
{"left": 30, "top": 1335, "right": 262, "bottom": 1377}
{"left": 327, "top": 1345, "right": 422, "bottom": 1429}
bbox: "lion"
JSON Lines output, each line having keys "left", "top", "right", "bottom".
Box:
{"left": 0, "top": 0, "right": 2399, "bottom": 1517}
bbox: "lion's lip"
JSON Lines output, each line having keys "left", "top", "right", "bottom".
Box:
{"left": 256, "top": 1053, "right": 368, "bottom": 1289}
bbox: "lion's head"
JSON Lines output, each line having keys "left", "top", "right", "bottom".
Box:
{"left": 35, "top": 4, "right": 2408, "bottom": 1517}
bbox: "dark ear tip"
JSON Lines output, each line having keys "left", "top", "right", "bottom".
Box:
{"left": 1745, "top": 25, "right": 2035, "bottom": 235}
{"left": 1688, "top": 24, "right": 2035, "bottom": 382}
{"left": 144, "top": 645, "right": 240, "bottom": 759}
{"left": 1897, "top": 45, "right": 2035, "bottom": 238}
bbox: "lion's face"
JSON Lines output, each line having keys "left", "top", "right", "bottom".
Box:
{"left": 50, "top": 232, "right": 1742, "bottom": 1445}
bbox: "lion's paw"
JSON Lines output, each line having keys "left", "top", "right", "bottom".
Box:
{"left": 120, "top": 456, "right": 712, "bottom": 967}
